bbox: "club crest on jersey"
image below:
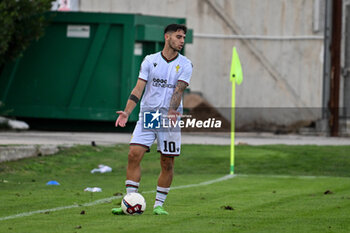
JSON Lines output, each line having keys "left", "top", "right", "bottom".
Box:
{"left": 153, "top": 63, "right": 157, "bottom": 67}
{"left": 175, "top": 65, "right": 180, "bottom": 73}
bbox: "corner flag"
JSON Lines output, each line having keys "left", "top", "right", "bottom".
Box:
{"left": 230, "top": 47, "right": 243, "bottom": 174}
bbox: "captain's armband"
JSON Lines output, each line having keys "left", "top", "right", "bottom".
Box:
{"left": 129, "top": 94, "right": 139, "bottom": 104}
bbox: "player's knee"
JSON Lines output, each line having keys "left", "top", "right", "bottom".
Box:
{"left": 128, "top": 148, "right": 143, "bottom": 164}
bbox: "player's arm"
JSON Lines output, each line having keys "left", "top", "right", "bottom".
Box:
{"left": 168, "top": 81, "right": 188, "bottom": 122}
{"left": 115, "top": 79, "right": 146, "bottom": 127}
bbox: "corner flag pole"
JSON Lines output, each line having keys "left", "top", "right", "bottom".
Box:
{"left": 230, "top": 47, "right": 243, "bottom": 175}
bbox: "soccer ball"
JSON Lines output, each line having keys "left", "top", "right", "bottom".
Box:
{"left": 121, "top": 193, "right": 146, "bottom": 215}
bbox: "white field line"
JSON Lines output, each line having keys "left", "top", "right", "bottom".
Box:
{"left": 2, "top": 173, "right": 347, "bottom": 222}
{"left": 237, "top": 174, "right": 350, "bottom": 179}
{"left": 0, "top": 174, "right": 235, "bottom": 222}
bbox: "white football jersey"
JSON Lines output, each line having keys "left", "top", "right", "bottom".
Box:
{"left": 138, "top": 52, "right": 192, "bottom": 115}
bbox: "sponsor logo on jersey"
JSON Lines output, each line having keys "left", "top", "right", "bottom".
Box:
{"left": 152, "top": 78, "right": 176, "bottom": 88}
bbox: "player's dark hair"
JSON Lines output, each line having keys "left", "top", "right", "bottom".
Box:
{"left": 164, "top": 24, "right": 187, "bottom": 34}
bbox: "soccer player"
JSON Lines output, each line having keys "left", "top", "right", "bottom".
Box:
{"left": 112, "top": 24, "right": 192, "bottom": 215}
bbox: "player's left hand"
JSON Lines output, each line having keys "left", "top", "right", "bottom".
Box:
{"left": 167, "top": 109, "right": 181, "bottom": 124}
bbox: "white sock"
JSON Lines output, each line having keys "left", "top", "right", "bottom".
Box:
{"left": 125, "top": 180, "right": 139, "bottom": 194}
{"left": 154, "top": 186, "right": 170, "bottom": 208}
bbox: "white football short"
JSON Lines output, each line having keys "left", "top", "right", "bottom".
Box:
{"left": 130, "top": 120, "right": 181, "bottom": 157}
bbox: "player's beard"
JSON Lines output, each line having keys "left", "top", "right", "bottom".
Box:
{"left": 169, "top": 39, "right": 181, "bottom": 52}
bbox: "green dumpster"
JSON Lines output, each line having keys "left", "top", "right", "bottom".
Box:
{"left": 0, "top": 12, "right": 192, "bottom": 124}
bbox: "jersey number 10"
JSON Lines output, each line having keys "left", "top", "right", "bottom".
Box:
{"left": 163, "top": 141, "right": 176, "bottom": 153}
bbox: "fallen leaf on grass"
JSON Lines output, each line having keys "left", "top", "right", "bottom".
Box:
{"left": 324, "top": 190, "right": 333, "bottom": 195}
{"left": 221, "top": 205, "right": 234, "bottom": 210}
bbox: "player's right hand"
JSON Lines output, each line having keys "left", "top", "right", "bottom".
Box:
{"left": 115, "top": 111, "right": 129, "bottom": 127}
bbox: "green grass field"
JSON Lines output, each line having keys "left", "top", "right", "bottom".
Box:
{"left": 1, "top": 144, "right": 350, "bottom": 233}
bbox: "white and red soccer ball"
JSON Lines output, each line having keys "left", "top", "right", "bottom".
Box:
{"left": 121, "top": 193, "right": 146, "bottom": 215}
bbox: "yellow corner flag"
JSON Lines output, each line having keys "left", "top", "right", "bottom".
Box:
{"left": 229, "top": 47, "right": 243, "bottom": 175}
{"left": 230, "top": 47, "right": 243, "bottom": 85}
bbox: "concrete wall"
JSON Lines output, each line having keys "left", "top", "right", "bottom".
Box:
{"left": 79, "top": 0, "right": 325, "bottom": 129}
